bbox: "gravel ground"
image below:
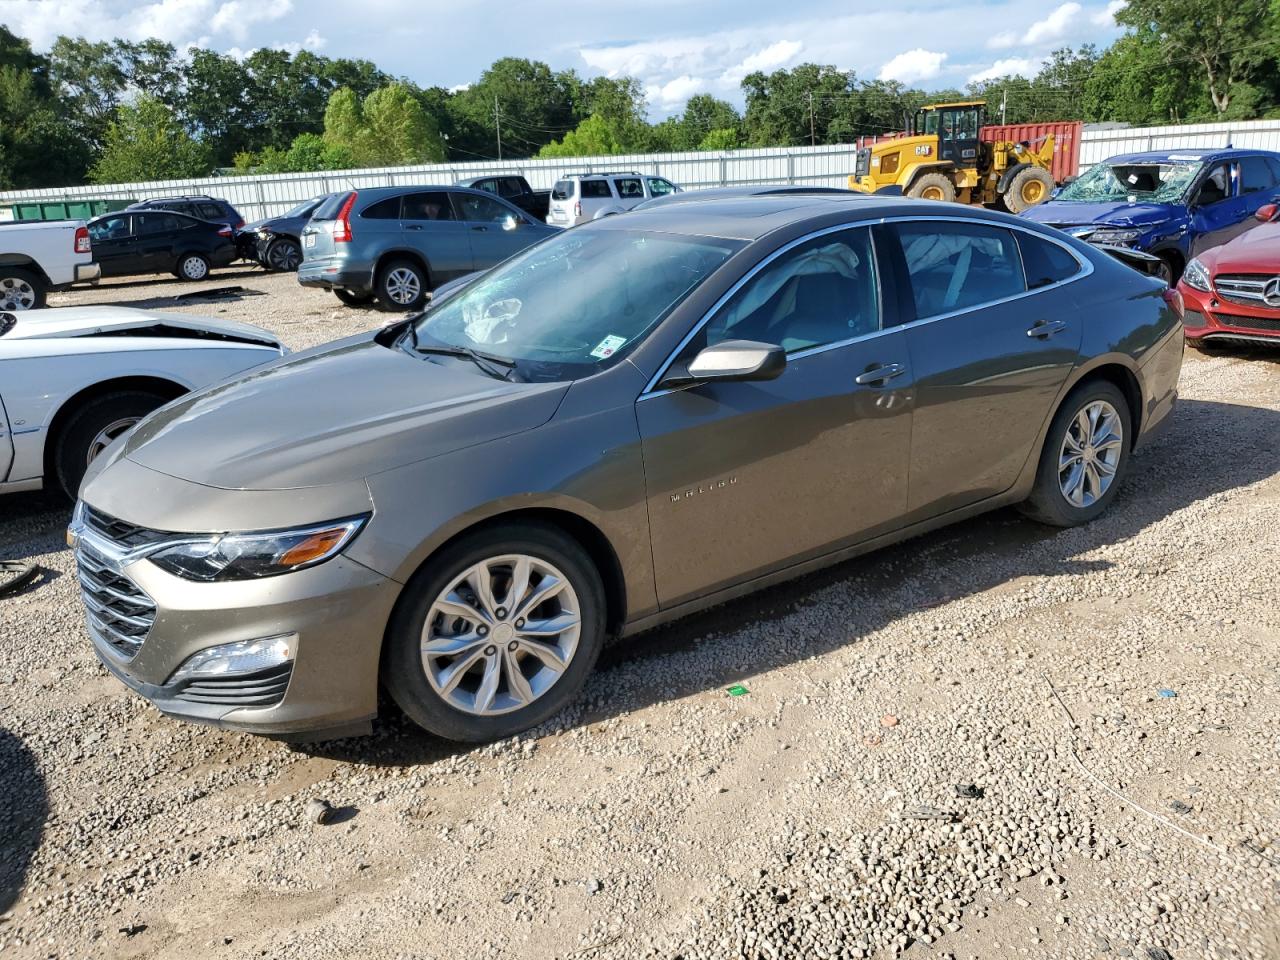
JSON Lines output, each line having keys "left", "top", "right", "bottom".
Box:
{"left": 1, "top": 271, "right": 1278, "bottom": 960}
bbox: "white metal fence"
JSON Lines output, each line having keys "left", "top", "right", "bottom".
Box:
{"left": 5, "top": 119, "right": 1280, "bottom": 223}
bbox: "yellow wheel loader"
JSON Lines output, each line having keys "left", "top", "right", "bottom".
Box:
{"left": 847, "top": 100, "right": 1058, "bottom": 213}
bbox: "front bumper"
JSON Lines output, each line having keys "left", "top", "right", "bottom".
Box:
{"left": 1179, "top": 282, "right": 1280, "bottom": 346}
{"left": 73, "top": 516, "right": 402, "bottom": 739}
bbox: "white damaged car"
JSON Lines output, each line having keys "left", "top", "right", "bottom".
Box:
{"left": 0, "top": 306, "right": 285, "bottom": 498}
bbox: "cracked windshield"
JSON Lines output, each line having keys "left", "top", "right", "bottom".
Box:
{"left": 410, "top": 229, "right": 740, "bottom": 381}
{"left": 1054, "top": 159, "right": 1205, "bottom": 203}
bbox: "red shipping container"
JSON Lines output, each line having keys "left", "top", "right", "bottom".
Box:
{"left": 980, "top": 121, "right": 1082, "bottom": 184}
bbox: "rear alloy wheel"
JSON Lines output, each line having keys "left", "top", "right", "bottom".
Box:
{"left": 0, "top": 267, "right": 46, "bottom": 310}
{"left": 176, "top": 253, "right": 211, "bottom": 281}
{"left": 1003, "top": 167, "right": 1055, "bottom": 214}
{"left": 907, "top": 172, "right": 957, "bottom": 203}
{"left": 54, "top": 391, "right": 170, "bottom": 499}
{"left": 1020, "top": 380, "right": 1131, "bottom": 527}
{"left": 264, "top": 237, "right": 302, "bottom": 272}
{"left": 383, "top": 523, "right": 605, "bottom": 742}
{"left": 377, "top": 259, "right": 428, "bottom": 310}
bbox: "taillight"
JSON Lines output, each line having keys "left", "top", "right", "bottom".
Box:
{"left": 574, "top": 200, "right": 582, "bottom": 218}
{"left": 1162, "top": 287, "right": 1185, "bottom": 320}
{"left": 74, "top": 226, "right": 91, "bottom": 254}
{"left": 234, "top": 219, "right": 245, "bottom": 229}
{"left": 217, "top": 226, "right": 233, "bottom": 238}
{"left": 334, "top": 192, "right": 358, "bottom": 243}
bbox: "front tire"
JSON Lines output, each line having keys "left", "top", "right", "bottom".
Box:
{"left": 376, "top": 259, "right": 428, "bottom": 311}
{"left": 175, "top": 253, "right": 211, "bottom": 281}
{"left": 907, "top": 172, "right": 957, "bottom": 203}
{"left": 0, "top": 267, "right": 46, "bottom": 310}
{"left": 382, "top": 523, "right": 606, "bottom": 743}
{"left": 264, "top": 237, "right": 302, "bottom": 272}
{"left": 1002, "top": 167, "right": 1055, "bottom": 214}
{"left": 1019, "top": 380, "right": 1131, "bottom": 527}
{"left": 54, "top": 391, "right": 170, "bottom": 499}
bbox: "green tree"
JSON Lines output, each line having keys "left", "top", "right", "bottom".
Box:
{"left": 742, "top": 64, "right": 855, "bottom": 146}
{"left": 1083, "top": 28, "right": 1207, "bottom": 123}
{"left": 0, "top": 26, "right": 89, "bottom": 188}
{"left": 537, "top": 114, "right": 624, "bottom": 157}
{"left": 1116, "top": 0, "right": 1277, "bottom": 115}
{"left": 360, "top": 83, "right": 446, "bottom": 165}
{"left": 698, "top": 127, "right": 742, "bottom": 150}
{"left": 180, "top": 49, "right": 254, "bottom": 165}
{"left": 449, "top": 58, "right": 579, "bottom": 158}
{"left": 90, "top": 95, "right": 210, "bottom": 184}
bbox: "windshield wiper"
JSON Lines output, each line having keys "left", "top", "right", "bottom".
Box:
{"left": 414, "top": 344, "right": 520, "bottom": 381}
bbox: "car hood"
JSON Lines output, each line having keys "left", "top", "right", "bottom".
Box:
{"left": 120, "top": 335, "right": 569, "bottom": 490}
{"left": 0, "top": 305, "right": 280, "bottom": 346}
{"left": 1200, "top": 221, "right": 1280, "bottom": 272}
{"left": 1022, "top": 201, "right": 1181, "bottom": 230}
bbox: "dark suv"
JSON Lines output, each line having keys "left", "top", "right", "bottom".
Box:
{"left": 297, "top": 186, "right": 559, "bottom": 309}
{"left": 127, "top": 195, "right": 246, "bottom": 232}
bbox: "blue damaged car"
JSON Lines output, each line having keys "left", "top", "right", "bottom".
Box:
{"left": 1021, "top": 148, "right": 1280, "bottom": 283}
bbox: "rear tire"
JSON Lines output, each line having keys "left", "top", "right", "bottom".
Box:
{"left": 334, "top": 288, "right": 375, "bottom": 307}
{"left": 1002, "top": 167, "right": 1055, "bottom": 214}
{"left": 54, "top": 391, "right": 170, "bottom": 499}
{"left": 0, "top": 267, "right": 46, "bottom": 310}
{"left": 376, "top": 259, "right": 428, "bottom": 311}
{"left": 907, "top": 172, "right": 957, "bottom": 203}
{"left": 175, "top": 253, "right": 211, "bottom": 281}
{"left": 382, "top": 523, "right": 606, "bottom": 743}
{"left": 1019, "top": 380, "right": 1132, "bottom": 528}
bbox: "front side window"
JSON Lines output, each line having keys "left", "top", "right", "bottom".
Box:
{"left": 499, "top": 178, "right": 524, "bottom": 198}
{"left": 892, "top": 221, "right": 1024, "bottom": 319}
{"left": 647, "top": 177, "right": 675, "bottom": 197}
{"left": 402, "top": 192, "right": 456, "bottom": 221}
{"left": 410, "top": 229, "right": 740, "bottom": 382}
{"left": 699, "top": 227, "right": 880, "bottom": 355}
{"left": 1194, "top": 162, "right": 1234, "bottom": 205}
{"left": 89, "top": 215, "right": 132, "bottom": 241}
{"left": 474, "top": 180, "right": 499, "bottom": 195}
{"left": 454, "top": 192, "right": 513, "bottom": 222}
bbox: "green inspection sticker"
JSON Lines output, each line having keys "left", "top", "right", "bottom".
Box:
{"left": 727, "top": 684, "right": 749, "bottom": 697}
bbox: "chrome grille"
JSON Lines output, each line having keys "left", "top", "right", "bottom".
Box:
{"left": 76, "top": 540, "right": 156, "bottom": 659}
{"left": 84, "top": 505, "right": 166, "bottom": 549}
{"left": 1214, "top": 274, "right": 1280, "bottom": 308}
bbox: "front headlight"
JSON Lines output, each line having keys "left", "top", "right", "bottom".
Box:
{"left": 1182, "top": 257, "right": 1212, "bottom": 292}
{"left": 1090, "top": 227, "right": 1144, "bottom": 244}
{"left": 147, "top": 515, "right": 368, "bottom": 582}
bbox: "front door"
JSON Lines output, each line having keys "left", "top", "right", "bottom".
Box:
{"left": 1190, "top": 161, "right": 1246, "bottom": 256}
{"left": 636, "top": 225, "right": 915, "bottom": 608}
{"left": 87, "top": 214, "right": 140, "bottom": 277}
{"left": 451, "top": 192, "right": 530, "bottom": 270}
{"left": 938, "top": 106, "right": 981, "bottom": 168}
{"left": 883, "top": 220, "right": 1084, "bottom": 521}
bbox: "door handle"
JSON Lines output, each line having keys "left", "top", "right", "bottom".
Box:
{"left": 854, "top": 362, "right": 907, "bottom": 386}
{"left": 471, "top": 225, "right": 488, "bottom": 232}
{"left": 1026, "top": 319, "right": 1068, "bottom": 339}
{"left": 405, "top": 224, "right": 424, "bottom": 231}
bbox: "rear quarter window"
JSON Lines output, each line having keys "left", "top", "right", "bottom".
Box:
{"left": 1018, "top": 233, "right": 1082, "bottom": 289}
{"left": 361, "top": 196, "right": 403, "bottom": 219}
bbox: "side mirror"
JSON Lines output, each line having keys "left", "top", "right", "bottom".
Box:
{"left": 667, "top": 340, "right": 786, "bottom": 387}
{"left": 502, "top": 215, "right": 520, "bottom": 232}
{"left": 1255, "top": 203, "right": 1279, "bottom": 223}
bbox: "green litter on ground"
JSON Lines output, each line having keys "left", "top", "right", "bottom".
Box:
{"left": 727, "top": 684, "right": 749, "bottom": 697}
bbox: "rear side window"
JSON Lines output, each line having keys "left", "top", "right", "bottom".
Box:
{"left": 362, "top": 196, "right": 403, "bottom": 219}
{"left": 892, "top": 221, "right": 1024, "bottom": 319}
{"left": 1239, "top": 156, "right": 1277, "bottom": 194}
{"left": 197, "top": 202, "right": 224, "bottom": 219}
{"left": 580, "top": 180, "right": 612, "bottom": 199}
{"left": 402, "top": 192, "right": 456, "bottom": 221}
{"left": 313, "top": 192, "right": 353, "bottom": 221}
{"left": 551, "top": 180, "right": 574, "bottom": 200}
{"left": 136, "top": 212, "right": 180, "bottom": 234}
{"left": 1018, "top": 233, "right": 1081, "bottom": 289}
{"left": 615, "top": 177, "right": 644, "bottom": 199}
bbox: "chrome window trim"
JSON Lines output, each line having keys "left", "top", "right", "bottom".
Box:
{"left": 639, "top": 213, "right": 1093, "bottom": 399}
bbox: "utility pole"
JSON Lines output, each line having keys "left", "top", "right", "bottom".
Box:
{"left": 808, "top": 91, "right": 816, "bottom": 146}
{"left": 999, "top": 90, "right": 1008, "bottom": 125}
{"left": 494, "top": 94, "right": 502, "bottom": 161}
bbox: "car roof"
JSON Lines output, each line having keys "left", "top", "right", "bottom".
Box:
{"left": 596, "top": 193, "right": 1040, "bottom": 242}
{"left": 1103, "top": 148, "right": 1280, "bottom": 164}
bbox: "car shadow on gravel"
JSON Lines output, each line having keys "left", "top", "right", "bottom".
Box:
{"left": 0, "top": 727, "right": 48, "bottom": 913}
{"left": 303, "top": 396, "right": 1280, "bottom": 767}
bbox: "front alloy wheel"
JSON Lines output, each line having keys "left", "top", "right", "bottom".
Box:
{"left": 383, "top": 523, "right": 605, "bottom": 742}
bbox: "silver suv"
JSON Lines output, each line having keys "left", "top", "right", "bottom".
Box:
{"left": 546, "top": 173, "right": 680, "bottom": 226}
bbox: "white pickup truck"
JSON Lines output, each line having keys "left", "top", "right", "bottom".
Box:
{"left": 0, "top": 220, "right": 100, "bottom": 310}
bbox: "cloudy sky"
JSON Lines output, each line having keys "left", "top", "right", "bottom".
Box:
{"left": 0, "top": 0, "right": 1127, "bottom": 114}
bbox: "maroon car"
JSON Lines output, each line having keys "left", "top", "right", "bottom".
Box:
{"left": 1179, "top": 203, "right": 1280, "bottom": 349}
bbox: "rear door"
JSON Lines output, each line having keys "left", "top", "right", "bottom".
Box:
{"left": 451, "top": 191, "right": 531, "bottom": 268}
{"left": 134, "top": 212, "right": 183, "bottom": 272}
{"left": 400, "top": 191, "right": 475, "bottom": 282}
{"left": 886, "top": 219, "right": 1084, "bottom": 522}
{"left": 87, "top": 214, "right": 140, "bottom": 277}
{"left": 637, "top": 225, "right": 915, "bottom": 606}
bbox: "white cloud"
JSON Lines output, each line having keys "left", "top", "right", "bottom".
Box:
{"left": 646, "top": 75, "right": 707, "bottom": 109}
{"left": 718, "top": 39, "right": 804, "bottom": 84}
{"left": 968, "top": 57, "right": 1037, "bottom": 83}
{"left": 1023, "top": 1, "right": 1082, "bottom": 44}
{"left": 0, "top": 0, "right": 293, "bottom": 49}
{"left": 987, "top": 30, "right": 1019, "bottom": 50}
{"left": 448, "top": 83, "right": 471, "bottom": 93}
{"left": 302, "top": 28, "right": 326, "bottom": 51}
{"left": 209, "top": 0, "right": 293, "bottom": 43}
{"left": 878, "top": 48, "right": 947, "bottom": 84}
{"left": 1092, "top": 0, "right": 1125, "bottom": 25}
